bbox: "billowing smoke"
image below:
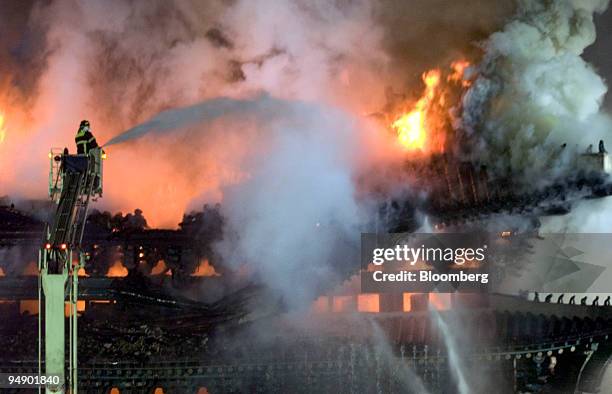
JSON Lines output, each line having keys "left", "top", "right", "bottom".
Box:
{"left": 461, "top": 0, "right": 611, "bottom": 187}
{"left": 1, "top": 0, "right": 611, "bottom": 308}
{"left": 213, "top": 101, "right": 367, "bottom": 308}
{"left": 0, "top": 0, "right": 391, "bottom": 208}
{"left": 103, "top": 94, "right": 371, "bottom": 307}
{"left": 0, "top": 0, "right": 518, "bottom": 306}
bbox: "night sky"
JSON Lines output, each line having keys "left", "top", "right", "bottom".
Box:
{"left": 585, "top": 4, "right": 612, "bottom": 111}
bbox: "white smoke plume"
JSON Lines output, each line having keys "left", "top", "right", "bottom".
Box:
{"left": 461, "top": 0, "right": 611, "bottom": 187}
{"left": 106, "top": 93, "right": 372, "bottom": 308}
{"left": 213, "top": 101, "right": 368, "bottom": 308}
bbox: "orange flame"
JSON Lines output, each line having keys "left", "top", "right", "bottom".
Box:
{"left": 448, "top": 60, "right": 471, "bottom": 87}
{"left": 151, "top": 260, "right": 172, "bottom": 276}
{"left": 332, "top": 295, "right": 355, "bottom": 312}
{"left": 20, "top": 300, "right": 39, "bottom": 315}
{"left": 403, "top": 292, "right": 412, "bottom": 312}
{"left": 391, "top": 69, "right": 441, "bottom": 151}
{"left": 191, "top": 259, "right": 220, "bottom": 277}
{"left": 311, "top": 295, "right": 330, "bottom": 313}
{"left": 357, "top": 294, "right": 380, "bottom": 312}
{"left": 429, "top": 293, "right": 451, "bottom": 310}
{"left": 107, "top": 260, "right": 128, "bottom": 277}
{"left": 64, "top": 300, "right": 86, "bottom": 317}
{"left": 391, "top": 60, "right": 471, "bottom": 153}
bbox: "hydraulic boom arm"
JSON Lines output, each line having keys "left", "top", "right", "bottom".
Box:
{"left": 40, "top": 148, "right": 104, "bottom": 393}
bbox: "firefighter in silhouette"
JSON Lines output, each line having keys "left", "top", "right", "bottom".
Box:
{"left": 599, "top": 140, "right": 607, "bottom": 154}
{"left": 75, "top": 120, "right": 99, "bottom": 154}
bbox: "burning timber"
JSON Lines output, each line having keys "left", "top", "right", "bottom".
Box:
{"left": 379, "top": 146, "right": 612, "bottom": 232}
{"left": 0, "top": 204, "right": 224, "bottom": 280}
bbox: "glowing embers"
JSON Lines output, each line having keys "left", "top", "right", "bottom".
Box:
{"left": 64, "top": 300, "right": 86, "bottom": 317}
{"left": 311, "top": 296, "right": 330, "bottom": 313}
{"left": 403, "top": 292, "right": 412, "bottom": 312}
{"left": 107, "top": 260, "right": 128, "bottom": 277}
{"left": 19, "top": 299, "right": 38, "bottom": 315}
{"left": 109, "top": 389, "right": 196, "bottom": 394}
{"left": 310, "top": 292, "right": 450, "bottom": 313}
{"left": 150, "top": 260, "right": 172, "bottom": 276}
{"left": 428, "top": 293, "right": 451, "bottom": 311}
{"left": 357, "top": 293, "right": 380, "bottom": 312}
{"left": 191, "top": 259, "right": 220, "bottom": 277}
{"left": 332, "top": 296, "right": 354, "bottom": 312}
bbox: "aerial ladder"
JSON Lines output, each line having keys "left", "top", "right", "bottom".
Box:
{"left": 39, "top": 147, "right": 105, "bottom": 393}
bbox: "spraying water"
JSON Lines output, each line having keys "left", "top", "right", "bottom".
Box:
{"left": 430, "top": 307, "right": 471, "bottom": 394}
{"left": 368, "top": 317, "right": 430, "bottom": 394}
{"left": 102, "top": 93, "right": 291, "bottom": 147}
{"left": 101, "top": 90, "right": 373, "bottom": 307}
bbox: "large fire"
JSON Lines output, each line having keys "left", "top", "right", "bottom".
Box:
{"left": 390, "top": 60, "right": 471, "bottom": 154}
{"left": 392, "top": 70, "right": 442, "bottom": 152}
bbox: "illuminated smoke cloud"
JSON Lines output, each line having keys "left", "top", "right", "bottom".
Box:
{"left": 214, "top": 102, "right": 366, "bottom": 308}
{"left": 0, "top": 0, "right": 515, "bottom": 207}
{"left": 103, "top": 94, "right": 369, "bottom": 307}
{"left": 1, "top": 0, "right": 610, "bottom": 306}
{"left": 461, "top": 0, "right": 611, "bottom": 187}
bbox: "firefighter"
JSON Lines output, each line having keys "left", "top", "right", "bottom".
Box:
{"left": 75, "top": 120, "right": 99, "bottom": 154}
